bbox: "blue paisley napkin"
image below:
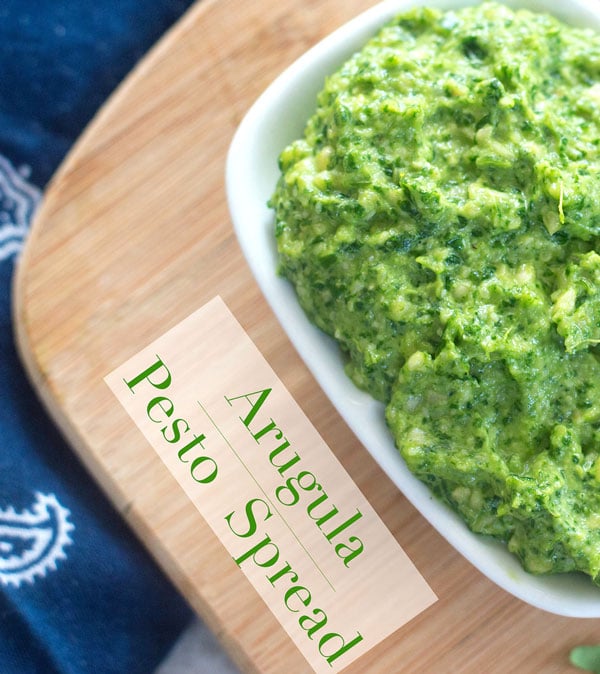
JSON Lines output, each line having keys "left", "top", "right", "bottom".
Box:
{"left": 0, "top": 2, "right": 198, "bottom": 672}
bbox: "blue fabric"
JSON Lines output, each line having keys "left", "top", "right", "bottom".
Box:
{"left": 0, "top": 2, "right": 196, "bottom": 672}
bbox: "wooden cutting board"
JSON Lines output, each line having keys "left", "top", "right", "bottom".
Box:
{"left": 12, "top": 1, "right": 600, "bottom": 671}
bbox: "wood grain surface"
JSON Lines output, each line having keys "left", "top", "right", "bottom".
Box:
{"left": 13, "top": 0, "right": 600, "bottom": 672}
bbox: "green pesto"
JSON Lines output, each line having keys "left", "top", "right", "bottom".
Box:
{"left": 270, "top": 2, "right": 600, "bottom": 585}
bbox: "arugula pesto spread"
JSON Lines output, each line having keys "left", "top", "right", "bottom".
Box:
{"left": 270, "top": 2, "right": 600, "bottom": 585}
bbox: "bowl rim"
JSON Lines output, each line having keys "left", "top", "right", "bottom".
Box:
{"left": 226, "top": 0, "right": 600, "bottom": 617}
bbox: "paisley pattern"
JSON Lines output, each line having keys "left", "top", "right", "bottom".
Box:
{"left": 0, "top": 4, "right": 198, "bottom": 669}
{"left": 0, "top": 154, "right": 73, "bottom": 587}
{"left": 0, "top": 155, "right": 41, "bottom": 261}
{"left": 0, "top": 492, "right": 74, "bottom": 587}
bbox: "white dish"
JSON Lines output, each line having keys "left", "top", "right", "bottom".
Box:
{"left": 226, "top": 0, "right": 600, "bottom": 617}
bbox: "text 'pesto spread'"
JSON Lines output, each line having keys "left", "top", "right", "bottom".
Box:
{"left": 270, "top": 2, "right": 600, "bottom": 585}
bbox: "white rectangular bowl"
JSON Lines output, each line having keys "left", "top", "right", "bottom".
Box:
{"left": 226, "top": 0, "right": 600, "bottom": 617}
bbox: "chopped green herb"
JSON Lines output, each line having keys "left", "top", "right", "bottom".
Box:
{"left": 271, "top": 2, "right": 600, "bottom": 585}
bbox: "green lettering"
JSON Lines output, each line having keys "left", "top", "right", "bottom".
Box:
{"left": 124, "top": 355, "right": 171, "bottom": 392}
{"left": 284, "top": 585, "right": 311, "bottom": 613}
{"left": 266, "top": 562, "right": 299, "bottom": 587}
{"left": 233, "top": 534, "right": 280, "bottom": 569}
{"left": 319, "top": 631, "right": 364, "bottom": 665}
{"left": 225, "top": 498, "right": 273, "bottom": 539}
{"left": 299, "top": 609, "right": 328, "bottom": 639}
{"left": 324, "top": 509, "right": 363, "bottom": 542}
{"left": 224, "top": 388, "right": 272, "bottom": 429}
{"left": 190, "top": 455, "right": 218, "bottom": 484}
{"left": 177, "top": 433, "right": 206, "bottom": 462}
{"left": 335, "top": 538, "right": 365, "bottom": 567}
{"left": 146, "top": 395, "right": 174, "bottom": 423}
